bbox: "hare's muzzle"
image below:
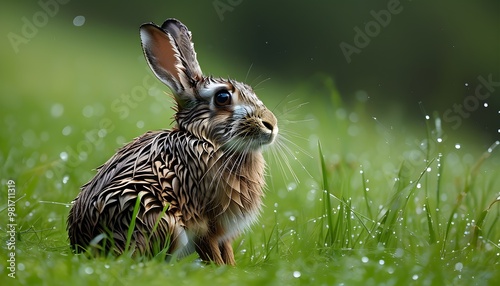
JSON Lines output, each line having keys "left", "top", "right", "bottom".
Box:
{"left": 259, "top": 109, "right": 278, "bottom": 145}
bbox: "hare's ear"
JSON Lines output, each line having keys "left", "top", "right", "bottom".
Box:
{"left": 140, "top": 19, "right": 203, "bottom": 103}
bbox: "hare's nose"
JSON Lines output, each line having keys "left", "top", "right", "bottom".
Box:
{"left": 262, "top": 120, "right": 274, "bottom": 132}
{"left": 260, "top": 109, "right": 278, "bottom": 136}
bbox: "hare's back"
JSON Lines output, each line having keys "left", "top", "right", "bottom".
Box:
{"left": 68, "top": 130, "right": 185, "bottom": 251}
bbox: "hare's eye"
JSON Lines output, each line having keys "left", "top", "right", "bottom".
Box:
{"left": 214, "top": 90, "right": 232, "bottom": 106}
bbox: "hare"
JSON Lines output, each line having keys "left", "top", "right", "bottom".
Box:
{"left": 67, "top": 18, "right": 278, "bottom": 265}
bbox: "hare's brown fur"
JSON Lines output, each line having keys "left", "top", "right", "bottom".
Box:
{"left": 68, "top": 129, "right": 265, "bottom": 264}
{"left": 67, "top": 19, "right": 277, "bottom": 265}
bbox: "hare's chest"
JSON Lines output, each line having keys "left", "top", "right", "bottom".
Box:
{"left": 218, "top": 208, "right": 261, "bottom": 242}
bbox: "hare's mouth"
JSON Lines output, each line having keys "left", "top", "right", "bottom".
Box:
{"left": 224, "top": 126, "right": 277, "bottom": 152}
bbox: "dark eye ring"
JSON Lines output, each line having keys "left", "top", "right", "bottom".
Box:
{"left": 214, "top": 90, "right": 232, "bottom": 106}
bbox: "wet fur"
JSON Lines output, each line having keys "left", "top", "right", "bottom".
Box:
{"left": 67, "top": 19, "right": 277, "bottom": 265}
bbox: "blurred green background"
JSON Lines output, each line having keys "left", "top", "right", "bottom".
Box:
{"left": 0, "top": 1, "right": 499, "bottom": 284}
{"left": 1, "top": 0, "right": 499, "bottom": 182}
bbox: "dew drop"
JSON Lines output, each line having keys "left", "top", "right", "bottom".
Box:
{"left": 63, "top": 175, "right": 69, "bottom": 184}
{"left": 379, "top": 259, "right": 385, "bottom": 265}
{"left": 361, "top": 256, "right": 369, "bottom": 263}
{"left": 116, "top": 136, "right": 126, "bottom": 145}
{"left": 394, "top": 248, "right": 404, "bottom": 258}
{"left": 455, "top": 262, "right": 463, "bottom": 271}
{"left": 412, "top": 274, "right": 419, "bottom": 280}
{"left": 464, "top": 83, "right": 468, "bottom": 87}
{"left": 73, "top": 15, "right": 86, "bottom": 27}
{"left": 293, "top": 271, "right": 301, "bottom": 278}
{"left": 18, "top": 263, "right": 25, "bottom": 271}
{"left": 82, "top": 105, "right": 94, "bottom": 118}
{"left": 51, "top": 103, "right": 64, "bottom": 118}
{"left": 98, "top": 129, "right": 107, "bottom": 138}
{"left": 484, "top": 102, "right": 488, "bottom": 107}
{"left": 289, "top": 215, "right": 296, "bottom": 222}
{"left": 425, "top": 115, "right": 430, "bottom": 120}
{"left": 455, "top": 143, "right": 461, "bottom": 150}
{"left": 62, "top": 126, "right": 72, "bottom": 136}
{"left": 45, "top": 170, "right": 54, "bottom": 179}
{"left": 60, "top": 151, "right": 68, "bottom": 161}
{"left": 84, "top": 267, "right": 94, "bottom": 274}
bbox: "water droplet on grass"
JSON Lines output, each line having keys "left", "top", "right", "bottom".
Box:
{"left": 361, "top": 256, "right": 369, "bottom": 263}
{"left": 293, "top": 271, "right": 301, "bottom": 278}
{"left": 60, "top": 151, "right": 68, "bottom": 161}
{"left": 116, "top": 136, "right": 126, "bottom": 145}
{"left": 487, "top": 141, "right": 500, "bottom": 153}
{"left": 51, "top": 103, "right": 64, "bottom": 118}
{"left": 45, "top": 170, "right": 54, "bottom": 179}
{"left": 379, "top": 259, "right": 385, "bottom": 265}
{"left": 82, "top": 105, "right": 94, "bottom": 118}
{"left": 98, "top": 129, "right": 107, "bottom": 138}
{"left": 484, "top": 102, "right": 488, "bottom": 107}
{"left": 394, "top": 248, "right": 404, "bottom": 258}
{"left": 412, "top": 274, "right": 419, "bottom": 280}
{"left": 84, "top": 267, "right": 94, "bottom": 274}
{"left": 62, "top": 126, "right": 72, "bottom": 136}
{"left": 455, "top": 143, "right": 461, "bottom": 149}
{"left": 79, "top": 152, "right": 88, "bottom": 161}
{"left": 73, "top": 15, "right": 86, "bottom": 27}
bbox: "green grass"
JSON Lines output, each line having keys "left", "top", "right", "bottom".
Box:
{"left": 1, "top": 5, "right": 500, "bottom": 286}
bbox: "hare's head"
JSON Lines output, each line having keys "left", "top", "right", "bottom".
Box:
{"left": 140, "top": 19, "right": 277, "bottom": 152}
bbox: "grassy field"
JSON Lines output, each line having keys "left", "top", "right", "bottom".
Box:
{"left": 1, "top": 6, "right": 500, "bottom": 286}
